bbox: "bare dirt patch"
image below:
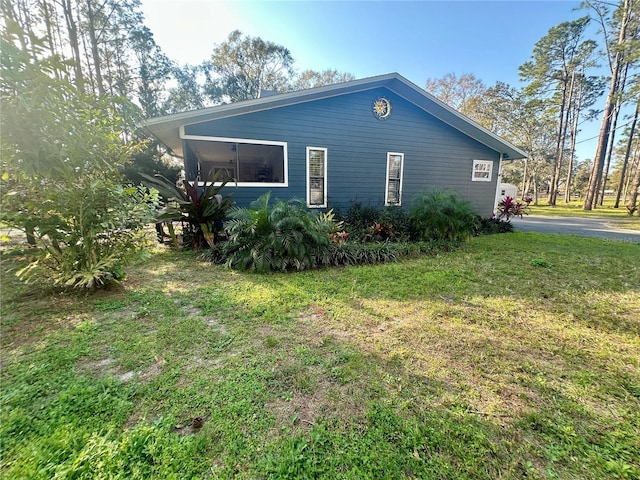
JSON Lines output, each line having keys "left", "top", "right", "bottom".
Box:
{"left": 77, "top": 355, "right": 165, "bottom": 383}
{"left": 264, "top": 377, "right": 361, "bottom": 436}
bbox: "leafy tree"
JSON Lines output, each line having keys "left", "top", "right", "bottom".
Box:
{"left": 202, "top": 30, "right": 295, "bottom": 103}
{"left": 163, "top": 63, "right": 207, "bottom": 113}
{"left": 291, "top": 69, "right": 355, "bottom": 90}
{"left": 122, "top": 144, "right": 182, "bottom": 186}
{"left": 476, "top": 83, "right": 557, "bottom": 203}
{"left": 520, "top": 16, "right": 598, "bottom": 205}
{"left": 0, "top": 21, "right": 156, "bottom": 288}
{"left": 425, "top": 73, "right": 487, "bottom": 119}
{"left": 572, "top": 159, "right": 594, "bottom": 197}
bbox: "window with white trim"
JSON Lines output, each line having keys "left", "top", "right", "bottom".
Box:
{"left": 472, "top": 160, "right": 493, "bottom": 182}
{"left": 306, "top": 147, "right": 327, "bottom": 208}
{"left": 385, "top": 152, "right": 404, "bottom": 206}
{"left": 183, "top": 135, "right": 287, "bottom": 186}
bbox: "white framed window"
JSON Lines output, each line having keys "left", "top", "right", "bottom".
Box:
{"left": 385, "top": 152, "right": 404, "bottom": 206}
{"left": 306, "top": 147, "right": 327, "bottom": 208}
{"left": 472, "top": 160, "right": 493, "bottom": 182}
{"left": 181, "top": 133, "right": 288, "bottom": 187}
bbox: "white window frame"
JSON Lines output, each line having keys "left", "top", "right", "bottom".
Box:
{"left": 306, "top": 146, "right": 327, "bottom": 208}
{"left": 472, "top": 159, "right": 493, "bottom": 182}
{"left": 385, "top": 152, "right": 404, "bottom": 206}
{"left": 180, "top": 130, "right": 288, "bottom": 187}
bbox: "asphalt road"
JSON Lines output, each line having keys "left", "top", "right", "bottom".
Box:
{"left": 511, "top": 215, "right": 640, "bottom": 243}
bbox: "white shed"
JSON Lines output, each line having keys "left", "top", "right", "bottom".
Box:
{"left": 498, "top": 183, "right": 518, "bottom": 201}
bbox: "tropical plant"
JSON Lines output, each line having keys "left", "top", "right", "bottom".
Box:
{"left": 14, "top": 182, "right": 158, "bottom": 289}
{"left": 141, "top": 171, "right": 235, "bottom": 249}
{"left": 496, "top": 195, "right": 532, "bottom": 222}
{"left": 408, "top": 191, "right": 478, "bottom": 243}
{"left": 313, "top": 241, "right": 448, "bottom": 268}
{"left": 222, "top": 192, "right": 333, "bottom": 272}
{"left": 342, "top": 203, "right": 379, "bottom": 234}
{"left": 339, "top": 203, "right": 411, "bottom": 242}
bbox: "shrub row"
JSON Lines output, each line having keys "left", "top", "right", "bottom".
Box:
{"left": 202, "top": 240, "right": 456, "bottom": 271}
{"left": 198, "top": 190, "right": 497, "bottom": 272}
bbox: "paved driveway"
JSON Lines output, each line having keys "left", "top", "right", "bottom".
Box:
{"left": 511, "top": 215, "right": 640, "bottom": 243}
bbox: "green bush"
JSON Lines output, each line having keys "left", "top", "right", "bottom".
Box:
{"left": 408, "top": 191, "right": 478, "bottom": 243}
{"left": 221, "top": 192, "right": 334, "bottom": 272}
{"left": 338, "top": 202, "right": 411, "bottom": 242}
{"left": 14, "top": 182, "right": 158, "bottom": 289}
{"left": 338, "top": 202, "right": 381, "bottom": 240}
{"left": 473, "top": 216, "right": 515, "bottom": 235}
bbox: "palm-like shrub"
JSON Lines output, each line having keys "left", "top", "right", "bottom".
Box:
{"left": 141, "top": 172, "right": 235, "bottom": 249}
{"left": 14, "top": 182, "right": 157, "bottom": 289}
{"left": 409, "top": 191, "right": 478, "bottom": 243}
{"left": 222, "top": 192, "right": 333, "bottom": 272}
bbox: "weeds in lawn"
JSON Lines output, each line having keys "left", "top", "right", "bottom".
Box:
{"left": 1, "top": 233, "right": 639, "bottom": 479}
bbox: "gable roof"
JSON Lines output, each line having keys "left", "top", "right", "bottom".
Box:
{"left": 141, "top": 72, "right": 527, "bottom": 160}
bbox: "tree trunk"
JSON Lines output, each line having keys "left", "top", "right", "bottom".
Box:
{"left": 598, "top": 100, "right": 621, "bottom": 205}
{"left": 85, "top": 0, "right": 106, "bottom": 96}
{"left": 549, "top": 76, "right": 570, "bottom": 205}
{"left": 615, "top": 101, "right": 638, "bottom": 208}
{"left": 626, "top": 157, "right": 640, "bottom": 216}
{"left": 584, "top": 0, "right": 632, "bottom": 210}
{"left": 40, "top": 0, "right": 58, "bottom": 58}
{"left": 61, "top": 0, "right": 85, "bottom": 90}
{"left": 599, "top": 61, "right": 629, "bottom": 205}
{"left": 3, "top": 1, "right": 29, "bottom": 51}
{"left": 564, "top": 71, "right": 586, "bottom": 203}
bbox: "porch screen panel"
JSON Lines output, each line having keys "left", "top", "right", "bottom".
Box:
{"left": 188, "top": 138, "right": 286, "bottom": 184}
{"left": 236, "top": 143, "right": 285, "bottom": 183}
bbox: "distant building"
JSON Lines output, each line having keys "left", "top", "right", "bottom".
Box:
{"left": 499, "top": 183, "right": 518, "bottom": 201}
{"left": 142, "top": 73, "right": 526, "bottom": 217}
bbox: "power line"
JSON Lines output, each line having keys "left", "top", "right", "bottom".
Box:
{"left": 574, "top": 117, "right": 636, "bottom": 144}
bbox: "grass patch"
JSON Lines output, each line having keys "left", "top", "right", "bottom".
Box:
{"left": 2, "top": 234, "right": 639, "bottom": 479}
{"left": 529, "top": 198, "right": 638, "bottom": 219}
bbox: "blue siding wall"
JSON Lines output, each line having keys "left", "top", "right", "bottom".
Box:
{"left": 183, "top": 88, "right": 500, "bottom": 216}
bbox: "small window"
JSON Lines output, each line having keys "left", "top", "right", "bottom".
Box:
{"left": 385, "top": 152, "right": 404, "bottom": 206}
{"left": 307, "top": 147, "right": 327, "bottom": 208}
{"left": 472, "top": 160, "right": 493, "bottom": 182}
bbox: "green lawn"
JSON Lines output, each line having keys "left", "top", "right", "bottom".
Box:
{"left": 1, "top": 233, "right": 639, "bottom": 479}
{"left": 526, "top": 199, "right": 640, "bottom": 230}
{"left": 529, "top": 198, "right": 637, "bottom": 218}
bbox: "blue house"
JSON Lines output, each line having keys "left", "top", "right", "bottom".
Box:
{"left": 142, "top": 73, "right": 526, "bottom": 217}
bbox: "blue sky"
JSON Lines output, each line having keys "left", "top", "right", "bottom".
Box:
{"left": 140, "top": 0, "right": 604, "bottom": 161}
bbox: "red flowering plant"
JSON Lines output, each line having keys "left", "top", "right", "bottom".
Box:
{"left": 496, "top": 196, "right": 531, "bottom": 222}
{"left": 330, "top": 231, "right": 349, "bottom": 244}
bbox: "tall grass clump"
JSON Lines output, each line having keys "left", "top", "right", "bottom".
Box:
{"left": 221, "top": 192, "right": 333, "bottom": 272}
{"left": 409, "top": 191, "right": 478, "bottom": 243}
